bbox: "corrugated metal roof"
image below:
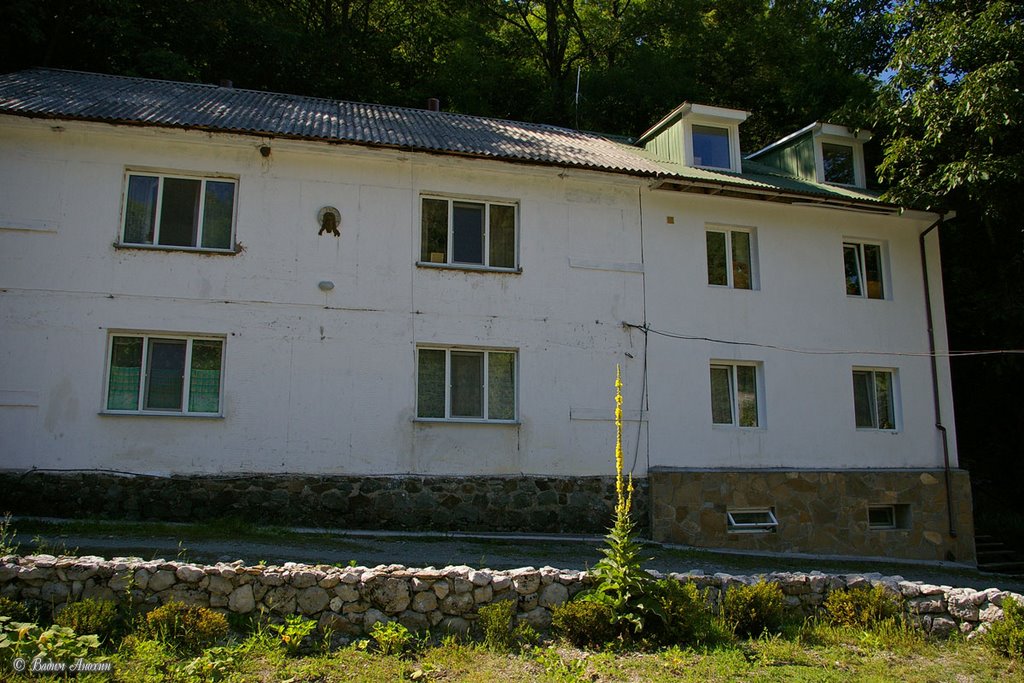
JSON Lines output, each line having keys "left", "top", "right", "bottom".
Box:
{"left": 0, "top": 68, "right": 667, "bottom": 176}
{"left": 0, "top": 68, "right": 896, "bottom": 210}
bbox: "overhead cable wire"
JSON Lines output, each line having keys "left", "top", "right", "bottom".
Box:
{"left": 623, "top": 322, "right": 1024, "bottom": 358}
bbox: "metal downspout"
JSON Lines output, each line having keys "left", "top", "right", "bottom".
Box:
{"left": 919, "top": 215, "right": 957, "bottom": 538}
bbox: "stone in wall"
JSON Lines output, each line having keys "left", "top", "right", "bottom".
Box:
{"left": 1, "top": 554, "right": 1020, "bottom": 639}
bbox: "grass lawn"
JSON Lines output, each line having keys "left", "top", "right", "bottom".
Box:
{"left": 31, "top": 621, "right": 1024, "bottom": 682}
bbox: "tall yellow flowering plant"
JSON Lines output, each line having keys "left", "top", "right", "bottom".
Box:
{"left": 585, "top": 365, "right": 663, "bottom": 637}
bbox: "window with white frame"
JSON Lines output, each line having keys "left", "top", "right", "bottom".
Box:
{"left": 727, "top": 508, "right": 778, "bottom": 533}
{"left": 121, "top": 171, "right": 237, "bottom": 251}
{"left": 691, "top": 125, "right": 732, "bottom": 169}
{"left": 710, "top": 362, "right": 760, "bottom": 427}
{"left": 706, "top": 227, "right": 755, "bottom": 289}
{"left": 420, "top": 196, "right": 517, "bottom": 269}
{"left": 852, "top": 368, "right": 897, "bottom": 430}
{"left": 105, "top": 333, "right": 224, "bottom": 415}
{"left": 822, "top": 143, "right": 856, "bottom": 185}
{"left": 417, "top": 347, "right": 516, "bottom": 421}
{"left": 843, "top": 241, "right": 885, "bottom": 299}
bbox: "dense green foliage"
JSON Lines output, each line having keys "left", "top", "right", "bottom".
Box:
{"left": 722, "top": 580, "right": 787, "bottom": 638}
{"left": 823, "top": 585, "right": 902, "bottom": 628}
{"left": 55, "top": 598, "right": 122, "bottom": 641}
{"left": 985, "top": 596, "right": 1024, "bottom": 660}
{"left": 143, "top": 600, "right": 229, "bottom": 653}
{"left": 551, "top": 599, "right": 619, "bottom": 648}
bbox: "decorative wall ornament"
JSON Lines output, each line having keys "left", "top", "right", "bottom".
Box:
{"left": 318, "top": 206, "right": 341, "bottom": 236}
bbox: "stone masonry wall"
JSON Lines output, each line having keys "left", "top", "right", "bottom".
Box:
{"left": 0, "top": 471, "right": 649, "bottom": 535}
{"left": 649, "top": 468, "right": 975, "bottom": 563}
{"left": 1, "top": 554, "right": 1019, "bottom": 639}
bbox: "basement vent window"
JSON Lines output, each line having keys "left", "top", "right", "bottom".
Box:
{"left": 727, "top": 508, "right": 778, "bottom": 533}
{"left": 868, "top": 504, "right": 911, "bottom": 530}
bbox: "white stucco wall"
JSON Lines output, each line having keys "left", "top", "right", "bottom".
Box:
{"left": 0, "top": 115, "right": 957, "bottom": 477}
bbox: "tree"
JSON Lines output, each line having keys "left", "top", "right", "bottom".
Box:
{"left": 878, "top": 0, "right": 1024, "bottom": 503}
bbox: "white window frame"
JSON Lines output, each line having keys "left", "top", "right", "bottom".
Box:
{"left": 102, "top": 332, "right": 226, "bottom": 416}
{"left": 119, "top": 170, "right": 238, "bottom": 252}
{"left": 868, "top": 503, "right": 911, "bottom": 530}
{"left": 843, "top": 239, "right": 887, "bottom": 300}
{"left": 681, "top": 115, "right": 745, "bottom": 173}
{"left": 814, "top": 133, "right": 868, "bottom": 188}
{"left": 417, "top": 194, "right": 519, "bottom": 271}
{"left": 867, "top": 505, "right": 896, "bottom": 530}
{"left": 727, "top": 508, "right": 778, "bottom": 533}
{"left": 706, "top": 225, "right": 758, "bottom": 290}
{"left": 415, "top": 346, "right": 518, "bottom": 423}
{"left": 710, "top": 361, "right": 763, "bottom": 428}
{"left": 851, "top": 367, "right": 900, "bottom": 432}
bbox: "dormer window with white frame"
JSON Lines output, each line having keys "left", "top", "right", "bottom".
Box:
{"left": 638, "top": 102, "right": 749, "bottom": 174}
{"left": 813, "top": 124, "right": 871, "bottom": 188}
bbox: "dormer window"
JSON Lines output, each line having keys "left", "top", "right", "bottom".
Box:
{"left": 746, "top": 122, "right": 871, "bottom": 189}
{"left": 692, "top": 125, "right": 732, "bottom": 169}
{"left": 637, "top": 102, "right": 749, "bottom": 174}
{"left": 822, "top": 142, "right": 856, "bottom": 185}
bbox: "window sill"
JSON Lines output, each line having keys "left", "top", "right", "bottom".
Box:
{"left": 845, "top": 295, "right": 887, "bottom": 301}
{"left": 413, "top": 418, "right": 520, "bottom": 426}
{"left": 855, "top": 428, "right": 899, "bottom": 434}
{"left": 712, "top": 424, "right": 764, "bottom": 431}
{"left": 99, "top": 411, "right": 224, "bottom": 419}
{"left": 114, "top": 243, "right": 238, "bottom": 255}
{"left": 416, "top": 262, "right": 521, "bottom": 274}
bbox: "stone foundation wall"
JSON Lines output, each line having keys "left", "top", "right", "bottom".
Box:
{"left": 1, "top": 555, "right": 1018, "bottom": 639}
{"left": 649, "top": 468, "right": 975, "bottom": 563}
{"left": 0, "top": 471, "right": 649, "bottom": 535}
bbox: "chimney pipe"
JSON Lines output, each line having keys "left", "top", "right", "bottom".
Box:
{"left": 219, "top": 79, "right": 233, "bottom": 88}
{"left": 426, "top": 98, "right": 440, "bottom": 112}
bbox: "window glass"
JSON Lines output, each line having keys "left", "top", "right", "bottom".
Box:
{"left": 450, "top": 351, "right": 483, "bottom": 417}
{"left": 736, "top": 365, "right": 758, "bottom": 427}
{"left": 188, "top": 340, "right": 223, "bottom": 413}
{"left": 710, "top": 365, "right": 733, "bottom": 424}
{"left": 843, "top": 243, "right": 863, "bottom": 296}
{"left": 706, "top": 231, "right": 728, "bottom": 286}
{"left": 145, "top": 339, "right": 186, "bottom": 410}
{"left": 852, "top": 370, "right": 875, "bottom": 427}
{"left": 731, "top": 231, "right": 752, "bottom": 290}
{"left": 452, "top": 202, "right": 484, "bottom": 264}
{"left": 124, "top": 175, "right": 158, "bottom": 245}
{"left": 874, "top": 370, "right": 895, "bottom": 429}
{"left": 692, "top": 125, "right": 731, "bottom": 169}
{"left": 823, "top": 143, "right": 855, "bottom": 184}
{"left": 488, "top": 352, "right": 516, "bottom": 420}
{"left": 417, "top": 349, "right": 446, "bottom": 418}
{"left": 107, "top": 336, "right": 142, "bottom": 410}
{"left": 489, "top": 204, "right": 516, "bottom": 269}
{"left": 202, "top": 181, "right": 235, "bottom": 250}
{"left": 421, "top": 198, "right": 448, "bottom": 263}
{"left": 159, "top": 178, "right": 201, "bottom": 247}
{"left": 863, "top": 244, "right": 884, "bottom": 299}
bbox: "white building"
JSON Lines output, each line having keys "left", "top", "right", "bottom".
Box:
{"left": 0, "top": 69, "right": 974, "bottom": 562}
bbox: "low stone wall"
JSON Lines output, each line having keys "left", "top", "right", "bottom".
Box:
{"left": 1, "top": 555, "right": 1019, "bottom": 638}
{"left": 0, "top": 471, "right": 649, "bottom": 535}
{"left": 649, "top": 468, "right": 975, "bottom": 563}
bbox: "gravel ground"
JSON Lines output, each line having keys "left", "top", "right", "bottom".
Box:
{"left": 15, "top": 527, "right": 1024, "bottom": 594}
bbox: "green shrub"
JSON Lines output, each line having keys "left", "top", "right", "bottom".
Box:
{"left": 56, "top": 598, "right": 121, "bottom": 640}
{"left": 986, "top": 596, "right": 1024, "bottom": 660}
{"left": 823, "top": 585, "right": 901, "bottom": 628}
{"left": 723, "top": 580, "right": 785, "bottom": 639}
{"left": 551, "top": 599, "right": 618, "bottom": 648}
{"left": 0, "top": 617, "right": 101, "bottom": 667}
{"left": 477, "top": 599, "right": 537, "bottom": 651}
{"left": 369, "top": 620, "right": 413, "bottom": 656}
{"left": 0, "top": 596, "right": 33, "bottom": 622}
{"left": 143, "top": 601, "right": 228, "bottom": 653}
{"left": 478, "top": 600, "right": 516, "bottom": 651}
{"left": 653, "top": 579, "right": 730, "bottom": 647}
{"left": 271, "top": 614, "right": 317, "bottom": 655}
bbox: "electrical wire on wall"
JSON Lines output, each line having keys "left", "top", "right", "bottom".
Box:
{"left": 630, "top": 186, "right": 650, "bottom": 477}
{"left": 623, "top": 322, "right": 1023, "bottom": 358}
